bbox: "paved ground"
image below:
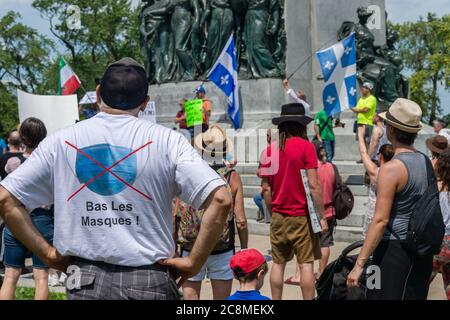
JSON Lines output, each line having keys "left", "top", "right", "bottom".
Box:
{"left": 198, "top": 235, "right": 447, "bottom": 300}
{"left": 13, "top": 234, "right": 446, "bottom": 300}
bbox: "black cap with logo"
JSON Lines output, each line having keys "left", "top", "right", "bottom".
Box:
{"left": 99, "top": 57, "right": 148, "bottom": 110}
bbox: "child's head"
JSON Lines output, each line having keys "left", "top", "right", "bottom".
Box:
{"left": 230, "top": 249, "right": 269, "bottom": 290}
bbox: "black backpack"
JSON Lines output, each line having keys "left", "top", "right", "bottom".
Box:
{"left": 390, "top": 153, "right": 445, "bottom": 257}
{"left": 332, "top": 164, "right": 354, "bottom": 220}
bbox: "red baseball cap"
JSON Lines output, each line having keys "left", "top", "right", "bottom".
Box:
{"left": 230, "top": 249, "right": 267, "bottom": 274}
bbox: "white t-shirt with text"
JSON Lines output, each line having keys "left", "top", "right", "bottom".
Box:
{"left": 1, "top": 112, "right": 225, "bottom": 267}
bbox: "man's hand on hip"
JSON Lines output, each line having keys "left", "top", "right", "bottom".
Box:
{"left": 159, "top": 256, "right": 199, "bottom": 288}
{"left": 43, "top": 247, "right": 70, "bottom": 272}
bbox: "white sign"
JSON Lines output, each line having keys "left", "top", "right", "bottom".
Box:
{"left": 79, "top": 91, "right": 97, "bottom": 105}
{"left": 138, "top": 101, "right": 156, "bottom": 123}
{"left": 17, "top": 89, "right": 80, "bottom": 135}
{"left": 300, "top": 169, "right": 322, "bottom": 234}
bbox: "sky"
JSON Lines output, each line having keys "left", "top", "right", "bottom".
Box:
{"left": 1, "top": 0, "right": 449, "bottom": 112}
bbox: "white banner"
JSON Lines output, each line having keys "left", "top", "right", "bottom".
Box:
{"left": 17, "top": 89, "right": 80, "bottom": 135}
{"left": 300, "top": 169, "right": 322, "bottom": 234}
{"left": 138, "top": 101, "right": 156, "bottom": 123}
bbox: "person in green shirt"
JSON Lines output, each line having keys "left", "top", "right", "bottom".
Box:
{"left": 314, "top": 109, "right": 336, "bottom": 162}
{"left": 352, "top": 82, "right": 377, "bottom": 162}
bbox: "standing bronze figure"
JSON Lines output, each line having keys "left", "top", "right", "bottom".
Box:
{"left": 338, "top": 7, "right": 409, "bottom": 109}
{"left": 171, "top": 0, "right": 201, "bottom": 80}
{"left": 244, "top": 0, "right": 282, "bottom": 78}
{"left": 205, "top": 0, "right": 236, "bottom": 71}
{"left": 140, "top": 0, "right": 177, "bottom": 84}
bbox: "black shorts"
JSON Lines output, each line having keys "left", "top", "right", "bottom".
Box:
{"left": 320, "top": 218, "right": 336, "bottom": 248}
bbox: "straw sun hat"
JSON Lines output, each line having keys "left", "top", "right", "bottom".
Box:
{"left": 379, "top": 98, "right": 423, "bottom": 134}
{"left": 194, "top": 124, "right": 233, "bottom": 157}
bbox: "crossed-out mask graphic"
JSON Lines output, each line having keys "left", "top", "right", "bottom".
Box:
{"left": 75, "top": 144, "right": 137, "bottom": 196}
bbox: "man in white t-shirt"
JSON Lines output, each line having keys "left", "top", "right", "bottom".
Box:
{"left": 0, "top": 58, "right": 232, "bottom": 300}
{"left": 282, "top": 79, "right": 311, "bottom": 116}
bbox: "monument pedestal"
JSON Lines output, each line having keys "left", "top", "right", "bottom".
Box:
{"left": 152, "top": 79, "right": 290, "bottom": 129}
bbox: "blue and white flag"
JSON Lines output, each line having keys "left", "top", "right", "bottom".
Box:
{"left": 207, "top": 35, "right": 240, "bottom": 129}
{"left": 316, "top": 33, "right": 357, "bottom": 116}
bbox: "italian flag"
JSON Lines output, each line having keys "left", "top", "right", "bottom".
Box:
{"left": 58, "top": 57, "right": 81, "bottom": 95}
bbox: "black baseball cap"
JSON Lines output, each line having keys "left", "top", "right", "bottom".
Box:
{"left": 99, "top": 58, "right": 148, "bottom": 110}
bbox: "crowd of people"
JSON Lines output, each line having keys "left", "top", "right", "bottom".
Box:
{"left": 0, "top": 57, "right": 448, "bottom": 301}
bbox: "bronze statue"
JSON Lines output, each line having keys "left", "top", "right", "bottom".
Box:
{"left": 244, "top": 0, "right": 282, "bottom": 78}
{"left": 191, "top": 0, "right": 209, "bottom": 67}
{"left": 204, "top": 0, "right": 236, "bottom": 71}
{"left": 139, "top": 0, "right": 286, "bottom": 83}
{"left": 140, "top": 0, "right": 176, "bottom": 84}
{"left": 171, "top": 0, "right": 200, "bottom": 80}
{"left": 378, "top": 29, "right": 409, "bottom": 100}
{"left": 230, "top": 0, "right": 248, "bottom": 77}
{"left": 338, "top": 7, "right": 409, "bottom": 109}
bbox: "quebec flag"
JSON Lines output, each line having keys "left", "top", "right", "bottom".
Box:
{"left": 207, "top": 35, "right": 240, "bottom": 129}
{"left": 316, "top": 33, "right": 357, "bottom": 116}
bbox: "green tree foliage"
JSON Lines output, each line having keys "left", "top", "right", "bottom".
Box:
{"left": 392, "top": 14, "right": 450, "bottom": 124}
{"left": 0, "top": 82, "right": 19, "bottom": 138}
{"left": 0, "top": 1, "right": 142, "bottom": 138}
{"left": 0, "top": 11, "right": 54, "bottom": 92}
{"left": 0, "top": 11, "right": 54, "bottom": 138}
{"left": 32, "top": 0, "right": 142, "bottom": 91}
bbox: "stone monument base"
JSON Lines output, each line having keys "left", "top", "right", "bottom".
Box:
{"left": 151, "top": 79, "right": 298, "bottom": 129}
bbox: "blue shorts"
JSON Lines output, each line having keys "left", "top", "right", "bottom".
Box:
{"left": 182, "top": 250, "right": 234, "bottom": 282}
{"left": 1, "top": 208, "right": 54, "bottom": 269}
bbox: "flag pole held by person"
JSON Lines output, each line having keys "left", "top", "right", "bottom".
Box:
{"left": 207, "top": 35, "right": 240, "bottom": 129}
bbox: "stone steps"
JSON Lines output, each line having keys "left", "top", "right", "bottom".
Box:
{"left": 235, "top": 161, "right": 366, "bottom": 175}
{"left": 240, "top": 173, "right": 366, "bottom": 187}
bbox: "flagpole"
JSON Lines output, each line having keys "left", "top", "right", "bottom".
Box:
{"left": 287, "top": 36, "right": 338, "bottom": 80}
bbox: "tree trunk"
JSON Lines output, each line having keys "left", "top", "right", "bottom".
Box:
{"left": 429, "top": 75, "right": 439, "bottom": 125}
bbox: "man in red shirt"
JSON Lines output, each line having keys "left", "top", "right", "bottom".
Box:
{"left": 260, "top": 103, "right": 328, "bottom": 300}
{"left": 175, "top": 99, "right": 188, "bottom": 130}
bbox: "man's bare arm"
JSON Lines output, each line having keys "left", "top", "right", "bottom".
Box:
{"left": 190, "top": 187, "right": 231, "bottom": 264}
{"left": 358, "top": 126, "right": 379, "bottom": 179}
{"left": 232, "top": 172, "right": 248, "bottom": 249}
{"left": 368, "top": 126, "right": 382, "bottom": 160}
{"left": 306, "top": 169, "right": 325, "bottom": 219}
{"left": 161, "top": 186, "right": 232, "bottom": 286}
{"left": 0, "top": 187, "right": 68, "bottom": 271}
{"left": 314, "top": 123, "right": 322, "bottom": 142}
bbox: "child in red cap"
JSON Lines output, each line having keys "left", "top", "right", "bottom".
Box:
{"left": 227, "top": 249, "right": 271, "bottom": 300}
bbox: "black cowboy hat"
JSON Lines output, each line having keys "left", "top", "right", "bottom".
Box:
{"left": 272, "top": 103, "right": 314, "bottom": 126}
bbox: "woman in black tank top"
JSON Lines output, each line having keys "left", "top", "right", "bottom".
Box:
{"left": 347, "top": 99, "right": 434, "bottom": 300}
